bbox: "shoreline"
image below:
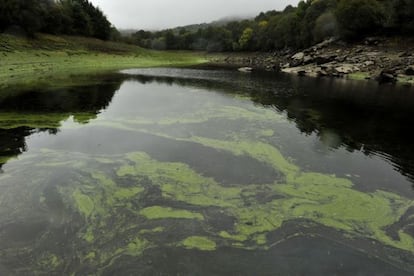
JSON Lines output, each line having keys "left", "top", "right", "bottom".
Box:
{"left": 206, "top": 37, "right": 414, "bottom": 86}
{"left": 2, "top": 34, "right": 414, "bottom": 89}
{"left": 0, "top": 34, "right": 207, "bottom": 90}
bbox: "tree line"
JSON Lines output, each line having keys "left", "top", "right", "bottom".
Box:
{"left": 129, "top": 0, "right": 414, "bottom": 52}
{"left": 0, "top": 0, "right": 115, "bottom": 40}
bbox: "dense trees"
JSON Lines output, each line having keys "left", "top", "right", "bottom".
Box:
{"left": 335, "top": 0, "right": 385, "bottom": 39}
{"left": 131, "top": 0, "right": 413, "bottom": 52}
{"left": 0, "top": 0, "right": 113, "bottom": 40}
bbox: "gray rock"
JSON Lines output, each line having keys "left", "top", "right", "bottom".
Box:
{"left": 405, "top": 66, "right": 414, "bottom": 76}
{"left": 291, "top": 52, "right": 305, "bottom": 60}
{"left": 335, "top": 64, "right": 359, "bottom": 74}
{"left": 364, "top": 61, "right": 375, "bottom": 67}
{"left": 377, "top": 71, "right": 397, "bottom": 83}
{"left": 238, "top": 67, "right": 253, "bottom": 73}
{"left": 281, "top": 63, "right": 290, "bottom": 69}
{"left": 290, "top": 59, "right": 303, "bottom": 67}
{"left": 315, "top": 55, "right": 337, "bottom": 65}
{"left": 303, "top": 55, "right": 314, "bottom": 64}
{"left": 400, "top": 52, "right": 411, "bottom": 58}
{"left": 297, "top": 70, "right": 307, "bottom": 76}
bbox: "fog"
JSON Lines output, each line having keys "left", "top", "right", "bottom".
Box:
{"left": 90, "top": 0, "right": 299, "bottom": 30}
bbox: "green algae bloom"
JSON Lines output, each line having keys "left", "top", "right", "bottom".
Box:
{"left": 140, "top": 206, "right": 204, "bottom": 220}
{"left": 1, "top": 74, "right": 414, "bottom": 275}
{"left": 181, "top": 236, "right": 217, "bottom": 251}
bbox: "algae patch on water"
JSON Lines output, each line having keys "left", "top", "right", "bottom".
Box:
{"left": 1, "top": 86, "right": 414, "bottom": 274}
{"left": 181, "top": 236, "right": 217, "bottom": 251}
{"left": 140, "top": 206, "right": 204, "bottom": 220}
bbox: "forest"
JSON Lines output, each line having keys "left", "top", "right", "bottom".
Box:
{"left": 0, "top": 0, "right": 115, "bottom": 40}
{"left": 1, "top": 0, "right": 413, "bottom": 51}
{"left": 129, "top": 0, "right": 414, "bottom": 51}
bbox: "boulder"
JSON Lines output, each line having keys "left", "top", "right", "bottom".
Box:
{"left": 281, "top": 63, "right": 290, "bottom": 69}
{"left": 315, "top": 68, "right": 328, "bottom": 77}
{"left": 315, "top": 55, "right": 337, "bottom": 65}
{"left": 297, "top": 70, "right": 307, "bottom": 76}
{"left": 405, "top": 66, "right": 414, "bottom": 76}
{"left": 335, "top": 64, "right": 359, "bottom": 74}
{"left": 377, "top": 70, "right": 397, "bottom": 83}
{"left": 291, "top": 52, "right": 305, "bottom": 60}
{"left": 290, "top": 59, "right": 303, "bottom": 67}
{"left": 363, "top": 61, "right": 375, "bottom": 67}
{"left": 303, "top": 55, "right": 314, "bottom": 64}
{"left": 238, "top": 67, "right": 253, "bottom": 73}
{"left": 399, "top": 52, "right": 411, "bottom": 58}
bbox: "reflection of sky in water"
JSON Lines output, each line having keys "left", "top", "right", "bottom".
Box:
{"left": 1, "top": 69, "right": 414, "bottom": 275}
{"left": 19, "top": 78, "right": 414, "bottom": 197}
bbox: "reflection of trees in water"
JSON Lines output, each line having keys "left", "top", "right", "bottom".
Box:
{"left": 0, "top": 75, "right": 122, "bottom": 169}
{"left": 126, "top": 71, "right": 414, "bottom": 184}
{"left": 2, "top": 70, "right": 414, "bottom": 185}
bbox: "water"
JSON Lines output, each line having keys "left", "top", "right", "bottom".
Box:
{"left": 1, "top": 68, "right": 414, "bottom": 275}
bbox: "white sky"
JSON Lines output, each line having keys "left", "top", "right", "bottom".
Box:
{"left": 89, "top": 0, "right": 299, "bottom": 30}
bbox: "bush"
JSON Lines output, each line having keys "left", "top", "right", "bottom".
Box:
{"left": 335, "top": 0, "right": 385, "bottom": 39}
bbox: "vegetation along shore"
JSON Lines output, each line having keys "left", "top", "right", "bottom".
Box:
{"left": 0, "top": 34, "right": 206, "bottom": 89}
{"left": 1, "top": 0, "right": 414, "bottom": 87}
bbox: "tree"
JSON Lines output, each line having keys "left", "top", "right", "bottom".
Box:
{"left": 391, "top": 0, "right": 414, "bottom": 34}
{"left": 313, "top": 12, "right": 338, "bottom": 41}
{"left": 238, "top": 27, "right": 253, "bottom": 50}
{"left": 335, "top": 0, "right": 386, "bottom": 39}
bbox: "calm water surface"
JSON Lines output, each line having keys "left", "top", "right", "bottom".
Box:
{"left": 1, "top": 68, "right": 414, "bottom": 275}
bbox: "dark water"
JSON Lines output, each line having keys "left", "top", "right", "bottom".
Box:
{"left": 1, "top": 68, "right": 414, "bottom": 275}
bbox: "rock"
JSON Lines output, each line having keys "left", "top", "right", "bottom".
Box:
{"left": 335, "top": 64, "right": 359, "bottom": 74}
{"left": 399, "top": 51, "right": 411, "bottom": 58}
{"left": 303, "top": 55, "right": 314, "bottom": 64}
{"left": 315, "top": 55, "right": 337, "bottom": 65}
{"left": 405, "top": 66, "right": 414, "bottom": 76}
{"left": 377, "top": 70, "right": 397, "bottom": 83}
{"left": 363, "top": 61, "right": 375, "bottom": 67}
{"left": 281, "top": 63, "right": 290, "bottom": 69}
{"left": 315, "top": 68, "right": 328, "bottom": 77}
{"left": 311, "top": 38, "right": 336, "bottom": 51}
{"left": 297, "top": 70, "right": 307, "bottom": 76}
{"left": 335, "top": 55, "right": 348, "bottom": 62}
{"left": 290, "top": 59, "right": 303, "bottom": 67}
{"left": 238, "top": 67, "right": 253, "bottom": 73}
{"left": 291, "top": 52, "right": 305, "bottom": 61}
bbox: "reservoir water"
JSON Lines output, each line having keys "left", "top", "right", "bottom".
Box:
{"left": 1, "top": 68, "right": 414, "bottom": 275}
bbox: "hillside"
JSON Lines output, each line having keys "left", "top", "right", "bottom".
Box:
{"left": 0, "top": 34, "right": 206, "bottom": 89}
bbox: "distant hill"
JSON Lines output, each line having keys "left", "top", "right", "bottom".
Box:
{"left": 120, "top": 15, "right": 253, "bottom": 36}
{"left": 171, "top": 15, "right": 253, "bottom": 33}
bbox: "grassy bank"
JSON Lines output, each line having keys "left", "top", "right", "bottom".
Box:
{"left": 0, "top": 34, "right": 207, "bottom": 89}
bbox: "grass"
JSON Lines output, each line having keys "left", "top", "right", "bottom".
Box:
{"left": 0, "top": 33, "right": 207, "bottom": 89}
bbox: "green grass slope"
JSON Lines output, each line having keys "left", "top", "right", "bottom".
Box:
{"left": 0, "top": 34, "right": 207, "bottom": 89}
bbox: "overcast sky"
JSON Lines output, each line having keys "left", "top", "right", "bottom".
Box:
{"left": 89, "top": 0, "right": 299, "bottom": 30}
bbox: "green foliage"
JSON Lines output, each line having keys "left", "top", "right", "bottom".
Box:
{"left": 335, "top": 0, "right": 386, "bottom": 39}
{"left": 391, "top": 0, "right": 414, "bottom": 34}
{"left": 238, "top": 27, "right": 253, "bottom": 50}
{"left": 313, "top": 12, "right": 338, "bottom": 41}
{"left": 131, "top": 0, "right": 412, "bottom": 52}
{"left": 0, "top": 0, "right": 113, "bottom": 40}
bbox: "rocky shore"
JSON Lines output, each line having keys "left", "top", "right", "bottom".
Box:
{"left": 209, "top": 37, "right": 414, "bottom": 85}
